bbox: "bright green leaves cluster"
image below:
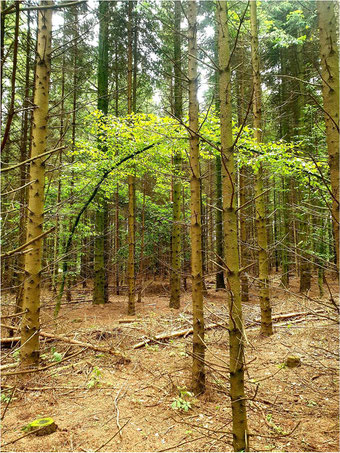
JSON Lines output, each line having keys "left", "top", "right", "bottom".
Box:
{"left": 70, "top": 109, "right": 328, "bottom": 195}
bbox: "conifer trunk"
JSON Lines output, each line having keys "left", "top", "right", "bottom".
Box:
{"left": 127, "top": 0, "right": 136, "bottom": 315}
{"left": 170, "top": 0, "right": 182, "bottom": 309}
{"left": 93, "top": 0, "right": 109, "bottom": 305}
{"left": 217, "top": 2, "right": 248, "bottom": 450}
{"left": 214, "top": 15, "right": 225, "bottom": 290}
{"left": 188, "top": 0, "right": 205, "bottom": 395}
{"left": 16, "top": 10, "right": 31, "bottom": 309}
{"left": 20, "top": 1, "right": 52, "bottom": 368}
{"left": 317, "top": 0, "right": 339, "bottom": 270}
{"left": 250, "top": 0, "right": 273, "bottom": 336}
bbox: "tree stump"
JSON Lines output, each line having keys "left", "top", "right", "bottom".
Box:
{"left": 24, "top": 417, "right": 57, "bottom": 436}
{"left": 285, "top": 356, "right": 301, "bottom": 368}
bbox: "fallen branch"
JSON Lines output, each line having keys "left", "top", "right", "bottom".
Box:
{"left": 0, "top": 363, "right": 18, "bottom": 371}
{"left": 1, "top": 337, "right": 20, "bottom": 344}
{"left": 131, "top": 309, "right": 326, "bottom": 349}
{"left": 131, "top": 322, "right": 221, "bottom": 349}
{"left": 39, "top": 331, "right": 124, "bottom": 356}
{"left": 250, "top": 309, "right": 324, "bottom": 325}
{"left": 1, "top": 310, "right": 27, "bottom": 319}
{"left": 1, "top": 330, "right": 125, "bottom": 358}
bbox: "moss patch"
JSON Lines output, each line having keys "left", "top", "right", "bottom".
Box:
{"left": 23, "top": 417, "right": 57, "bottom": 436}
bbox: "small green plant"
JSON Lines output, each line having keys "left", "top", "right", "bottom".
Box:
{"left": 171, "top": 397, "right": 192, "bottom": 411}
{"left": 171, "top": 387, "right": 194, "bottom": 412}
{"left": 266, "top": 413, "right": 287, "bottom": 435}
{"left": 145, "top": 344, "right": 159, "bottom": 352}
{"left": 87, "top": 366, "right": 102, "bottom": 389}
{"left": 1, "top": 391, "right": 12, "bottom": 403}
{"left": 50, "top": 347, "right": 62, "bottom": 362}
{"left": 12, "top": 350, "right": 20, "bottom": 361}
{"left": 307, "top": 400, "right": 317, "bottom": 407}
{"left": 277, "top": 362, "right": 287, "bottom": 370}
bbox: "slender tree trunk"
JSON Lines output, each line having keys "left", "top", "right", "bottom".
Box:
{"left": 214, "top": 17, "right": 225, "bottom": 291}
{"left": 170, "top": 0, "right": 182, "bottom": 309}
{"left": 20, "top": 1, "right": 52, "bottom": 368}
{"left": 250, "top": 0, "right": 273, "bottom": 336}
{"left": 188, "top": 0, "right": 205, "bottom": 395}
{"left": 217, "top": 2, "right": 248, "bottom": 450}
{"left": 208, "top": 159, "right": 214, "bottom": 274}
{"left": 137, "top": 182, "right": 146, "bottom": 303}
{"left": 52, "top": 11, "right": 66, "bottom": 294}
{"left": 280, "top": 177, "right": 290, "bottom": 287}
{"left": 132, "top": 3, "right": 138, "bottom": 113}
{"left": 215, "top": 155, "right": 225, "bottom": 289}
{"left": 127, "top": 0, "right": 136, "bottom": 315}
{"left": 317, "top": 0, "right": 339, "bottom": 270}
{"left": 114, "top": 41, "right": 120, "bottom": 295}
{"left": 67, "top": 6, "right": 79, "bottom": 299}
{"left": 93, "top": 0, "right": 109, "bottom": 305}
{"left": 236, "top": 52, "right": 249, "bottom": 301}
{"left": 16, "top": 10, "right": 31, "bottom": 309}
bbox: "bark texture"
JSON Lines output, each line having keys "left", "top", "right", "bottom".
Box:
{"left": 217, "top": 2, "right": 249, "bottom": 450}
{"left": 20, "top": 1, "right": 52, "bottom": 367}
{"left": 188, "top": 0, "right": 205, "bottom": 395}
{"left": 250, "top": 0, "right": 273, "bottom": 336}
{"left": 127, "top": 0, "right": 136, "bottom": 315}
{"left": 93, "top": 0, "right": 109, "bottom": 305}
{"left": 317, "top": 0, "right": 339, "bottom": 270}
{"left": 170, "top": 0, "right": 183, "bottom": 309}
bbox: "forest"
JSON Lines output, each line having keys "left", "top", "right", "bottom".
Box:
{"left": 0, "top": 0, "right": 339, "bottom": 451}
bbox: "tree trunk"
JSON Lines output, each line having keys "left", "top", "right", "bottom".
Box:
{"left": 250, "top": 0, "right": 273, "bottom": 336}
{"left": 20, "top": 1, "right": 53, "bottom": 368}
{"left": 127, "top": 0, "right": 136, "bottom": 315}
{"left": 170, "top": 0, "right": 182, "bottom": 309}
{"left": 317, "top": 0, "right": 339, "bottom": 270}
{"left": 16, "top": 10, "right": 31, "bottom": 309}
{"left": 93, "top": 0, "right": 109, "bottom": 305}
{"left": 188, "top": 0, "right": 205, "bottom": 396}
{"left": 217, "top": 2, "right": 248, "bottom": 450}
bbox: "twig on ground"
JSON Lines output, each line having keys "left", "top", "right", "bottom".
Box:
{"left": 93, "top": 419, "right": 130, "bottom": 452}
{"left": 1, "top": 387, "right": 16, "bottom": 421}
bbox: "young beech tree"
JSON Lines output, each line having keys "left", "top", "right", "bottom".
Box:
{"left": 317, "top": 0, "right": 339, "bottom": 270}
{"left": 20, "top": 1, "right": 53, "bottom": 367}
{"left": 188, "top": 0, "right": 205, "bottom": 395}
{"left": 250, "top": 0, "right": 273, "bottom": 336}
{"left": 217, "top": 1, "right": 248, "bottom": 450}
{"left": 169, "top": 0, "right": 183, "bottom": 309}
{"left": 93, "top": 0, "right": 109, "bottom": 305}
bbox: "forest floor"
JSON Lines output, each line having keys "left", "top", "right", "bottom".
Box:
{"left": 1, "top": 273, "right": 339, "bottom": 452}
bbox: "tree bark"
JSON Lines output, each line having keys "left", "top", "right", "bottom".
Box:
{"left": 317, "top": 0, "right": 339, "bottom": 270}
{"left": 170, "top": 0, "right": 183, "bottom": 309}
{"left": 217, "top": 2, "right": 249, "bottom": 450}
{"left": 20, "top": 1, "right": 53, "bottom": 368}
{"left": 188, "top": 0, "right": 205, "bottom": 396}
{"left": 127, "top": 0, "right": 136, "bottom": 315}
{"left": 16, "top": 10, "right": 31, "bottom": 309}
{"left": 250, "top": 0, "right": 273, "bottom": 336}
{"left": 93, "top": 0, "right": 109, "bottom": 305}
